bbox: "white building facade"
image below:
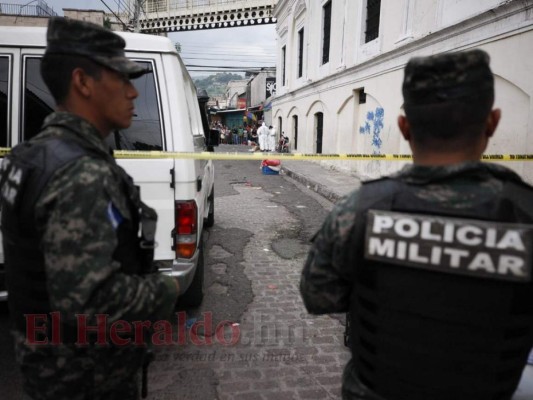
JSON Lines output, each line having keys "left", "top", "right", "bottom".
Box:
{"left": 272, "top": 0, "right": 533, "bottom": 181}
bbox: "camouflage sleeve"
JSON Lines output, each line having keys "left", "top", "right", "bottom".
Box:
{"left": 300, "top": 190, "right": 360, "bottom": 314}
{"left": 35, "top": 157, "right": 178, "bottom": 325}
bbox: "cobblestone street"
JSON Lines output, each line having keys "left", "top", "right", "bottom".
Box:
{"left": 147, "top": 165, "right": 350, "bottom": 399}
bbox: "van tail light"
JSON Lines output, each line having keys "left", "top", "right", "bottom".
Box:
{"left": 174, "top": 200, "right": 197, "bottom": 259}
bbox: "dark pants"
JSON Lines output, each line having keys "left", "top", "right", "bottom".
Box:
{"left": 342, "top": 359, "right": 387, "bottom": 400}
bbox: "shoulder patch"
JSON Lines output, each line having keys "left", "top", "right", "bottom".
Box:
{"left": 107, "top": 201, "right": 124, "bottom": 230}
{"left": 364, "top": 209, "right": 533, "bottom": 282}
{"left": 0, "top": 157, "right": 29, "bottom": 209}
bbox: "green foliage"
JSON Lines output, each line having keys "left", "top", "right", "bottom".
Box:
{"left": 194, "top": 73, "right": 243, "bottom": 97}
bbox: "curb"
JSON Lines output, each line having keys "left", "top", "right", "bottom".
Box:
{"left": 281, "top": 166, "right": 342, "bottom": 204}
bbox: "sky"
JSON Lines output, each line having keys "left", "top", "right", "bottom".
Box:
{"left": 11, "top": 0, "right": 277, "bottom": 78}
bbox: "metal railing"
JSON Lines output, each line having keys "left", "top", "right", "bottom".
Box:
{"left": 138, "top": 0, "right": 277, "bottom": 32}
{"left": 145, "top": 0, "right": 277, "bottom": 13}
{"left": 0, "top": 0, "right": 57, "bottom": 16}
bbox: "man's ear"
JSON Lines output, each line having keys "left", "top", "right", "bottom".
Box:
{"left": 485, "top": 108, "right": 501, "bottom": 138}
{"left": 398, "top": 115, "right": 411, "bottom": 142}
{"left": 70, "top": 68, "right": 92, "bottom": 98}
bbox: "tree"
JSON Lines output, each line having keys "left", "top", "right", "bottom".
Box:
{"left": 194, "top": 73, "right": 244, "bottom": 97}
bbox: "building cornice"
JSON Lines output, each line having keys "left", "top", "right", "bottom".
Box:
{"left": 277, "top": 23, "right": 288, "bottom": 37}
{"left": 273, "top": 0, "right": 291, "bottom": 20}
{"left": 293, "top": 0, "right": 306, "bottom": 20}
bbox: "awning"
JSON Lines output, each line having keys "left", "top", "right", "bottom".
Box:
{"left": 214, "top": 109, "right": 246, "bottom": 114}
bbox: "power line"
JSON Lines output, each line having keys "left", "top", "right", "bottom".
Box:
{"left": 100, "top": 0, "right": 128, "bottom": 30}
{"left": 180, "top": 51, "right": 276, "bottom": 58}
{"left": 182, "top": 57, "right": 275, "bottom": 62}
{"left": 180, "top": 45, "right": 276, "bottom": 52}
{"left": 112, "top": 0, "right": 134, "bottom": 19}
{"left": 185, "top": 64, "right": 274, "bottom": 69}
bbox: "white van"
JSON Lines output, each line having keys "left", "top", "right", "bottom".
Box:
{"left": 0, "top": 26, "right": 218, "bottom": 306}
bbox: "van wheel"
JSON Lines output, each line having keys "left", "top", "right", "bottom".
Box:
{"left": 179, "top": 245, "right": 205, "bottom": 308}
{"left": 205, "top": 189, "right": 215, "bottom": 228}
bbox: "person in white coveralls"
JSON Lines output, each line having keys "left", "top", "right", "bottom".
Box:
{"left": 258, "top": 122, "right": 269, "bottom": 151}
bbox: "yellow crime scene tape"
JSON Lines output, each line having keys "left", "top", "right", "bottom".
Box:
{"left": 112, "top": 151, "right": 533, "bottom": 161}
{"left": 0, "top": 147, "right": 532, "bottom": 161}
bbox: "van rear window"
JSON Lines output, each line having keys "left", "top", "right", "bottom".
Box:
{"left": 23, "top": 57, "right": 54, "bottom": 141}
{"left": 0, "top": 56, "right": 9, "bottom": 147}
{"left": 21, "top": 58, "right": 163, "bottom": 151}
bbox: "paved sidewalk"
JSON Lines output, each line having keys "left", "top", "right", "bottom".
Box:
{"left": 280, "top": 159, "right": 533, "bottom": 400}
{"left": 281, "top": 160, "right": 361, "bottom": 203}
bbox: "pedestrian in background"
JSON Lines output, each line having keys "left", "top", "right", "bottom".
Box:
{"left": 0, "top": 18, "right": 179, "bottom": 399}
{"left": 268, "top": 125, "right": 277, "bottom": 152}
{"left": 300, "top": 49, "right": 533, "bottom": 400}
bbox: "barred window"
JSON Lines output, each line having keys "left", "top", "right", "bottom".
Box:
{"left": 365, "top": 0, "right": 381, "bottom": 43}
{"left": 322, "top": 1, "right": 332, "bottom": 65}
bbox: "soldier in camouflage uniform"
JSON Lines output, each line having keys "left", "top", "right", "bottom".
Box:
{"left": 301, "top": 49, "right": 533, "bottom": 400}
{"left": 0, "top": 18, "right": 180, "bottom": 399}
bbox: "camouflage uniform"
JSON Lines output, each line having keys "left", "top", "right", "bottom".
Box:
{"left": 8, "top": 112, "right": 178, "bottom": 400}
{"left": 301, "top": 50, "right": 533, "bottom": 400}
{"left": 302, "top": 162, "right": 533, "bottom": 400}
{"left": 1, "top": 18, "right": 178, "bottom": 400}
{"left": 301, "top": 161, "right": 522, "bottom": 314}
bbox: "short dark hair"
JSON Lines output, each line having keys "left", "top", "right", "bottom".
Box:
{"left": 405, "top": 91, "right": 494, "bottom": 148}
{"left": 402, "top": 49, "right": 495, "bottom": 149}
{"left": 40, "top": 54, "right": 102, "bottom": 104}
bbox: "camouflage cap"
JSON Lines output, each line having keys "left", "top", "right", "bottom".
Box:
{"left": 45, "top": 17, "right": 150, "bottom": 79}
{"left": 402, "top": 49, "right": 494, "bottom": 106}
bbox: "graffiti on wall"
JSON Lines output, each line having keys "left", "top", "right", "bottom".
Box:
{"left": 359, "top": 107, "right": 384, "bottom": 153}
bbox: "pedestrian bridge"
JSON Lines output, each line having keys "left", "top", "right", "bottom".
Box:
{"left": 134, "top": 0, "right": 278, "bottom": 33}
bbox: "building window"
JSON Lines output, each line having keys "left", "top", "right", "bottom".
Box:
{"left": 282, "top": 45, "right": 286, "bottom": 86}
{"left": 297, "top": 28, "right": 304, "bottom": 78}
{"left": 365, "top": 0, "right": 381, "bottom": 43}
{"left": 322, "top": 1, "right": 332, "bottom": 65}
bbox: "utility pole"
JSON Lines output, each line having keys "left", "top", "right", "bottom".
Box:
{"left": 132, "top": 0, "right": 143, "bottom": 32}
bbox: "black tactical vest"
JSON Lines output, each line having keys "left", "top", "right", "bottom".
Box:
{"left": 348, "top": 168, "right": 533, "bottom": 400}
{"left": 0, "top": 135, "right": 156, "bottom": 336}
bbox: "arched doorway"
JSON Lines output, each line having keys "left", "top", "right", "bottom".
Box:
{"left": 292, "top": 115, "right": 298, "bottom": 150}
{"left": 315, "top": 112, "right": 323, "bottom": 154}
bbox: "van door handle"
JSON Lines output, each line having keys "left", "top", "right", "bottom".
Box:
{"left": 196, "top": 176, "right": 202, "bottom": 192}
